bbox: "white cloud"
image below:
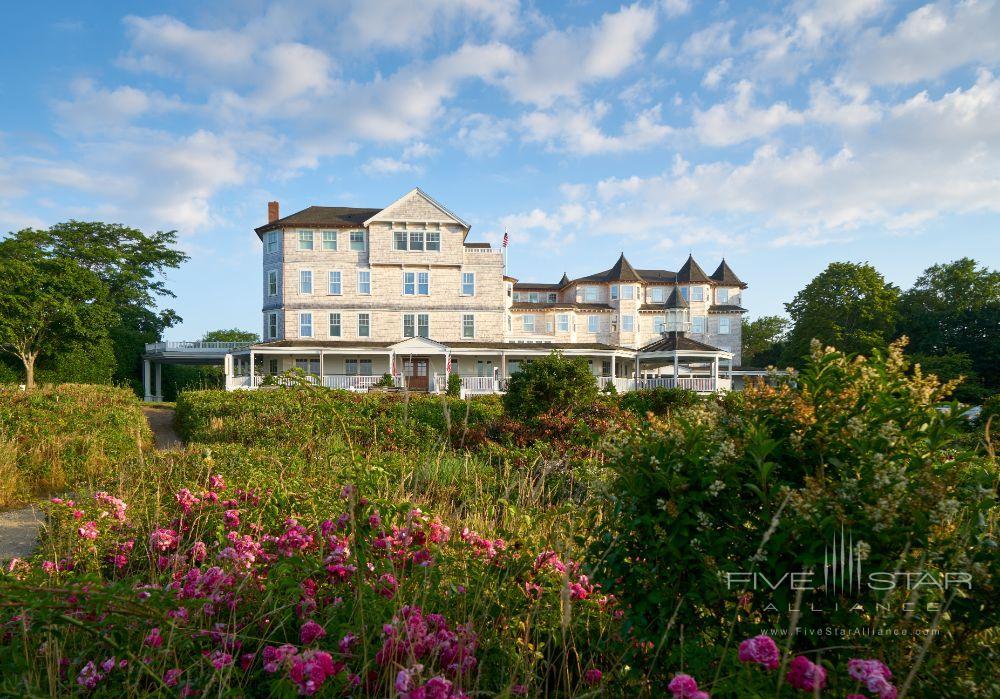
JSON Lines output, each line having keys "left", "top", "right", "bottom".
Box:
{"left": 499, "top": 3, "right": 657, "bottom": 106}
{"left": 53, "top": 80, "right": 187, "bottom": 133}
{"left": 362, "top": 157, "right": 422, "bottom": 176}
{"left": 341, "top": 0, "right": 521, "bottom": 50}
{"left": 845, "top": 1, "right": 1000, "bottom": 85}
{"left": 455, "top": 113, "right": 510, "bottom": 156}
{"left": 120, "top": 14, "right": 257, "bottom": 80}
{"left": 660, "top": 0, "right": 692, "bottom": 18}
{"left": 694, "top": 81, "right": 806, "bottom": 146}
{"left": 702, "top": 58, "right": 733, "bottom": 89}
{"left": 521, "top": 102, "right": 674, "bottom": 154}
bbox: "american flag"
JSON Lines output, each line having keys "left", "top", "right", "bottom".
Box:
{"left": 502, "top": 229, "right": 509, "bottom": 248}
{"left": 446, "top": 356, "right": 452, "bottom": 374}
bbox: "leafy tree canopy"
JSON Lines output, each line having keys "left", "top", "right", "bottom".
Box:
{"left": 741, "top": 315, "right": 788, "bottom": 367}
{"left": 782, "top": 262, "right": 899, "bottom": 365}
{"left": 202, "top": 329, "right": 259, "bottom": 343}
{"left": 0, "top": 237, "right": 116, "bottom": 387}
{"left": 503, "top": 351, "right": 598, "bottom": 421}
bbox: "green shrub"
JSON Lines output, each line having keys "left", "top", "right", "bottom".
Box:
{"left": 375, "top": 372, "right": 395, "bottom": 388}
{"left": 592, "top": 339, "right": 999, "bottom": 692}
{"left": 618, "top": 386, "right": 700, "bottom": 416}
{"left": 503, "top": 352, "right": 598, "bottom": 421}
{"left": 447, "top": 372, "right": 462, "bottom": 397}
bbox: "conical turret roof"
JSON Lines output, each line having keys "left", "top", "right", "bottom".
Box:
{"left": 710, "top": 258, "right": 745, "bottom": 287}
{"left": 664, "top": 286, "right": 689, "bottom": 308}
{"left": 559, "top": 272, "right": 570, "bottom": 287}
{"left": 676, "top": 254, "right": 710, "bottom": 283}
{"left": 605, "top": 253, "right": 644, "bottom": 282}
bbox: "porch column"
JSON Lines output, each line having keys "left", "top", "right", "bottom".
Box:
{"left": 673, "top": 353, "right": 679, "bottom": 379}
{"left": 500, "top": 351, "right": 507, "bottom": 379}
{"left": 388, "top": 350, "right": 396, "bottom": 384}
{"left": 610, "top": 355, "right": 616, "bottom": 378}
{"left": 154, "top": 362, "right": 162, "bottom": 400}
{"left": 143, "top": 359, "right": 152, "bottom": 401}
{"left": 634, "top": 356, "right": 640, "bottom": 385}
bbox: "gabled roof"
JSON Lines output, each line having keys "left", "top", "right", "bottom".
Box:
{"left": 364, "top": 187, "right": 470, "bottom": 229}
{"left": 605, "top": 253, "right": 644, "bottom": 282}
{"left": 676, "top": 254, "right": 711, "bottom": 283}
{"left": 710, "top": 259, "right": 746, "bottom": 288}
{"left": 255, "top": 206, "right": 381, "bottom": 237}
{"left": 639, "top": 332, "right": 728, "bottom": 354}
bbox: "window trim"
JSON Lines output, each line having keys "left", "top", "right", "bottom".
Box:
{"left": 357, "top": 312, "right": 371, "bottom": 337}
{"left": 461, "top": 271, "right": 475, "bottom": 296}
{"left": 717, "top": 288, "right": 730, "bottom": 304}
{"left": 409, "top": 230, "right": 425, "bottom": 251}
{"left": 298, "top": 230, "right": 314, "bottom": 251}
{"left": 718, "top": 317, "right": 731, "bottom": 335}
{"left": 462, "top": 313, "right": 475, "bottom": 339}
{"left": 349, "top": 230, "right": 366, "bottom": 251}
{"left": 357, "top": 269, "right": 371, "bottom": 295}
{"left": 394, "top": 230, "right": 408, "bottom": 251}
{"left": 426, "top": 231, "right": 441, "bottom": 251}
{"left": 265, "top": 231, "right": 279, "bottom": 254}
{"left": 522, "top": 314, "right": 535, "bottom": 332}
{"left": 328, "top": 270, "right": 342, "bottom": 295}
{"left": 329, "top": 312, "right": 342, "bottom": 337}
{"left": 557, "top": 314, "right": 569, "bottom": 332}
{"left": 267, "top": 270, "right": 278, "bottom": 297}
{"left": 621, "top": 314, "right": 635, "bottom": 332}
{"left": 299, "top": 269, "right": 313, "bottom": 294}
{"left": 321, "top": 230, "right": 338, "bottom": 250}
{"left": 299, "top": 312, "right": 313, "bottom": 338}
{"left": 588, "top": 315, "right": 599, "bottom": 333}
{"left": 267, "top": 312, "right": 278, "bottom": 339}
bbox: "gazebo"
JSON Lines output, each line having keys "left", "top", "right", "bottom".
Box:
{"left": 634, "top": 331, "right": 733, "bottom": 392}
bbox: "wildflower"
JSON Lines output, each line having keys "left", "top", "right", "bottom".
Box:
{"left": 339, "top": 633, "right": 357, "bottom": 656}
{"left": 263, "top": 644, "right": 299, "bottom": 673}
{"left": 668, "top": 673, "right": 708, "bottom": 698}
{"left": 224, "top": 509, "right": 241, "bottom": 528}
{"left": 77, "top": 661, "right": 102, "bottom": 689}
{"left": 210, "top": 649, "right": 233, "bottom": 669}
{"left": 786, "top": 656, "right": 826, "bottom": 691}
{"left": 77, "top": 521, "right": 99, "bottom": 540}
{"left": 94, "top": 492, "right": 128, "bottom": 521}
{"left": 164, "top": 669, "right": 183, "bottom": 687}
{"left": 585, "top": 668, "right": 602, "bottom": 685}
{"left": 144, "top": 628, "right": 163, "bottom": 648}
{"left": 738, "top": 634, "right": 780, "bottom": 670}
{"left": 375, "top": 573, "right": 398, "bottom": 599}
{"left": 209, "top": 474, "right": 226, "bottom": 491}
{"left": 149, "top": 528, "right": 179, "bottom": 552}
{"left": 847, "top": 659, "right": 897, "bottom": 699}
{"left": 396, "top": 665, "right": 423, "bottom": 694}
{"left": 512, "top": 685, "right": 528, "bottom": 696}
{"left": 568, "top": 575, "right": 593, "bottom": 601}
{"left": 300, "top": 620, "right": 327, "bottom": 645}
{"left": 289, "top": 650, "right": 342, "bottom": 696}
{"left": 190, "top": 541, "right": 208, "bottom": 562}
{"left": 175, "top": 488, "right": 201, "bottom": 514}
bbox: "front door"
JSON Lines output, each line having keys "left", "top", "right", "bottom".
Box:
{"left": 403, "top": 357, "right": 429, "bottom": 391}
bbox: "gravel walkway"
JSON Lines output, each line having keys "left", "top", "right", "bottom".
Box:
{"left": 0, "top": 407, "right": 183, "bottom": 562}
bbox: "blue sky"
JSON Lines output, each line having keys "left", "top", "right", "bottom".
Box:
{"left": 1, "top": 0, "right": 998, "bottom": 339}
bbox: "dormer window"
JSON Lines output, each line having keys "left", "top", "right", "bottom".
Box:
{"left": 583, "top": 286, "right": 598, "bottom": 302}
{"left": 691, "top": 286, "right": 704, "bottom": 302}
{"left": 717, "top": 288, "right": 729, "bottom": 303}
{"left": 547, "top": 292, "right": 557, "bottom": 302}
{"left": 650, "top": 287, "right": 664, "bottom": 303}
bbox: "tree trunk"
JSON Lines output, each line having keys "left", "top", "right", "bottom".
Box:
{"left": 21, "top": 352, "right": 36, "bottom": 389}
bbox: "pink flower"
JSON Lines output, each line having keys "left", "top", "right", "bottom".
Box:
{"left": 300, "top": 620, "right": 327, "bottom": 645}
{"left": 149, "top": 528, "right": 179, "bottom": 552}
{"left": 174, "top": 488, "right": 201, "bottom": 514}
{"left": 584, "top": 668, "right": 602, "bottom": 685}
{"left": 144, "top": 628, "right": 163, "bottom": 648}
{"left": 785, "top": 656, "right": 826, "bottom": 691}
{"left": 738, "top": 634, "right": 780, "bottom": 670}
{"left": 339, "top": 633, "right": 357, "bottom": 656}
{"left": 210, "top": 650, "right": 233, "bottom": 670}
{"left": 224, "top": 509, "right": 241, "bottom": 528}
{"left": 190, "top": 541, "right": 208, "bottom": 562}
{"left": 375, "top": 573, "right": 398, "bottom": 599}
{"left": 847, "top": 658, "right": 897, "bottom": 699}
{"left": 396, "top": 665, "right": 423, "bottom": 694}
{"left": 209, "top": 474, "right": 226, "bottom": 491}
{"left": 668, "top": 673, "right": 705, "bottom": 698}
{"left": 263, "top": 644, "right": 299, "bottom": 673}
{"left": 77, "top": 661, "right": 102, "bottom": 689}
{"left": 164, "top": 668, "right": 183, "bottom": 686}
{"left": 77, "top": 521, "right": 99, "bottom": 540}
{"left": 289, "top": 650, "right": 342, "bottom": 696}
{"left": 94, "top": 492, "right": 128, "bottom": 521}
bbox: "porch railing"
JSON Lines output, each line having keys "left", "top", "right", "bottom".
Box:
{"left": 147, "top": 341, "right": 250, "bottom": 353}
{"left": 322, "top": 375, "right": 382, "bottom": 390}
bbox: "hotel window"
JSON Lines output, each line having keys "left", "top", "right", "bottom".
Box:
{"left": 329, "top": 313, "right": 341, "bottom": 337}
{"left": 547, "top": 293, "right": 557, "bottom": 302}
{"left": 602, "top": 360, "right": 612, "bottom": 376}
{"left": 654, "top": 317, "right": 665, "bottom": 334}
{"left": 476, "top": 360, "right": 493, "bottom": 377}
{"left": 681, "top": 286, "right": 689, "bottom": 301}
{"left": 717, "top": 288, "right": 729, "bottom": 303}
{"left": 299, "top": 312, "right": 313, "bottom": 338}
{"left": 691, "top": 286, "right": 704, "bottom": 302}
{"left": 357, "top": 270, "right": 371, "bottom": 294}
{"left": 557, "top": 314, "right": 569, "bottom": 332}
{"left": 350, "top": 231, "right": 366, "bottom": 251}
{"left": 403, "top": 314, "right": 415, "bottom": 338}
{"left": 328, "top": 271, "right": 342, "bottom": 295}
{"left": 584, "top": 286, "right": 598, "bottom": 302}
{"left": 403, "top": 271, "right": 429, "bottom": 296}
{"left": 523, "top": 315, "right": 535, "bottom": 332}
{"left": 295, "top": 358, "right": 320, "bottom": 375}
{"left": 267, "top": 312, "right": 278, "bottom": 339}
{"left": 417, "top": 272, "right": 429, "bottom": 295}
{"left": 461, "top": 272, "right": 475, "bottom": 296}
{"left": 621, "top": 315, "right": 634, "bottom": 332}
{"left": 611, "top": 285, "right": 619, "bottom": 300}
{"left": 417, "top": 314, "right": 429, "bottom": 338}
{"left": 426, "top": 232, "right": 441, "bottom": 251}
{"left": 651, "top": 286, "right": 664, "bottom": 303}
{"left": 269, "top": 359, "right": 278, "bottom": 375}
{"left": 359, "top": 360, "right": 373, "bottom": 376}
{"left": 462, "top": 314, "right": 475, "bottom": 338}
{"left": 622, "top": 285, "right": 635, "bottom": 300}
{"left": 322, "top": 231, "right": 337, "bottom": 250}
{"left": 265, "top": 231, "right": 279, "bottom": 254}
{"left": 719, "top": 317, "right": 731, "bottom": 334}
{"left": 298, "top": 230, "right": 313, "bottom": 250}
{"left": 512, "top": 292, "right": 521, "bottom": 302}
{"left": 394, "top": 231, "right": 408, "bottom": 250}
{"left": 692, "top": 316, "right": 706, "bottom": 333}
{"left": 267, "top": 270, "right": 278, "bottom": 297}
{"left": 588, "top": 315, "right": 599, "bottom": 333}
{"left": 409, "top": 231, "right": 424, "bottom": 251}
{"left": 357, "top": 313, "right": 370, "bottom": 337}
{"left": 529, "top": 292, "right": 539, "bottom": 303}
{"left": 299, "top": 270, "right": 313, "bottom": 294}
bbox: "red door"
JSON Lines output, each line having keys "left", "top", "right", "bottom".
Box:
{"left": 404, "top": 357, "right": 429, "bottom": 391}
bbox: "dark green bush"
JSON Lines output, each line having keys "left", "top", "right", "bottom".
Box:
{"left": 503, "top": 352, "right": 598, "bottom": 421}
{"left": 447, "top": 372, "right": 462, "bottom": 396}
{"left": 618, "top": 386, "right": 700, "bottom": 416}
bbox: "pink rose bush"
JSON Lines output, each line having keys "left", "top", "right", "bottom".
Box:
{"left": 738, "top": 634, "right": 781, "bottom": 670}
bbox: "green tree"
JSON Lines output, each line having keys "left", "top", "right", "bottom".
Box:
{"left": 202, "top": 328, "right": 259, "bottom": 343}
{"left": 0, "top": 238, "right": 116, "bottom": 388}
{"left": 898, "top": 258, "right": 1000, "bottom": 393}
{"left": 503, "top": 352, "right": 598, "bottom": 421}
{"left": 741, "top": 315, "right": 788, "bottom": 367}
{"left": 782, "top": 262, "right": 899, "bottom": 365}
{"left": 16, "top": 222, "right": 188, "bottom": 392}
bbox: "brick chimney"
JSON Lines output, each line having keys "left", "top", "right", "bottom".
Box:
{"left": 267, "top": 201, "right": 280, "bottom": 223}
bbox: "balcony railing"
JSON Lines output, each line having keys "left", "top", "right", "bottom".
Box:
{"left": 147, "top": 341, "right": 251, "bottom": 353}
{"left": 463, "top": 247, "right": 503, "bottom": 255}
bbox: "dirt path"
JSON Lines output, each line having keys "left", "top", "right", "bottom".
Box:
{"left": 0, "top": 505, "right": 43, "bottom": 562}
{"left": 142, "top": 406, "right": 183, "bottom": 450}
{"left": 0, "top": 407, "right": 184, "bottom": 562}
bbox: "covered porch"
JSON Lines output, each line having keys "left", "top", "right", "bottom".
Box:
{"left": 630, "top": 332, "right": 733, "bottom": 393}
